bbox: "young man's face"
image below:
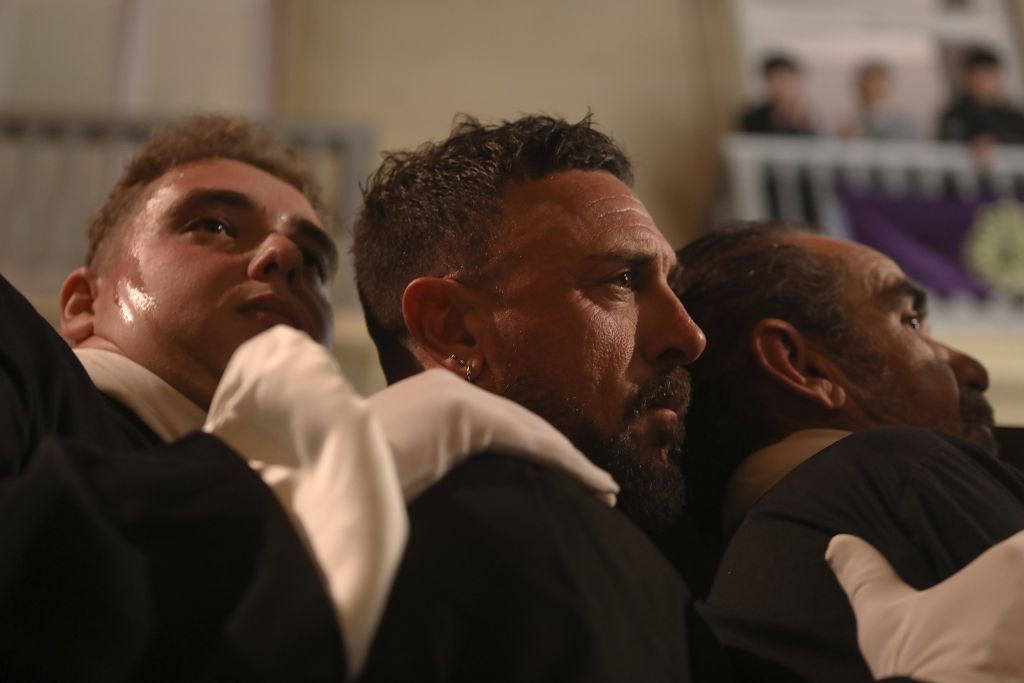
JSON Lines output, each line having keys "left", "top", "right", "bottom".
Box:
{"left": 859, "top": 66, "right": 890, "bottom": 107}
{"left": 966, "top": 65, "right": 1003, "bottom": 104}
{"left": 475, "top": 170, "right": 707, "bottom": 523}
{"left": 792, "top": 235, "right": 996, "bottom": 453}
{"left": 766, "top": 67, "right": 803, "bottom": 106}
{"left": 82, "top": 158, "right": 337, "bottom": 408}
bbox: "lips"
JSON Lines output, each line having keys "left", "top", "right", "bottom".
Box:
{"left": 239, "top": 294, "right": 308, "bottom": 334}
{"left": 644, "top": 396, "right": 685, "bottom": 416}
{"left": 632, "top": 367, "right": 692, "bottom": 419}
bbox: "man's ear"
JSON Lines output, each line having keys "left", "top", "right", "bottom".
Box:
{"left": 59, "top": 267, "right": 99, "bottom": 344}
{"left": 401, "top": 276, "right": 485, "bottom": 377}
{"left": 750, "top": 317, "right": 846, "bottom": 411}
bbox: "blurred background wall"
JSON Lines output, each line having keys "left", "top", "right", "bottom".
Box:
{"left": 0, "top": 0, "right": 1021, "bottom": 423}
{"left": 273, "top": 0, "right": 741, "bottom": 248}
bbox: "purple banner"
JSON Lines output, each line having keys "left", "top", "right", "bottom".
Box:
{"left": 837, "top": 187, "right": 1007, "bottom": 298}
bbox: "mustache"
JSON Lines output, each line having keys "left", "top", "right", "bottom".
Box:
{"left": 961, "top": 388, "right": 995, "bottom": 430}
{"left": 960, "top": 387, "right": 999, "bottom": 457}
{"left": 630, "top": 366, "right": 693, "bottom": 419}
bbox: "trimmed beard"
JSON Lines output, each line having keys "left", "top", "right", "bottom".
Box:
{"left": 497, "top": 366, "right": 691, "bottom": 534}
{"left": 960, "top": 387, "right": 998, "bottom": 456}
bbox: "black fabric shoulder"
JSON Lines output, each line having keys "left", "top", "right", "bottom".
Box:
{"left": 705, "top": 425, "right": 1024, "bottom": 683}
{"left": 0, "top": 274, "right": 148, "bottom": 474}
{"left": 362, "top": 453, "right": 716, "bottom": 683}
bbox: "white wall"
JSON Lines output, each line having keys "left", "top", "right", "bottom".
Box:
{"left": 0, "top": 0, "right": 274, "bottom": 115}
{"left": 0, "top": 0, "right": 124, "bottom": 111}
{"left": 277, "top": 0, "right": 741, "bottom": 247}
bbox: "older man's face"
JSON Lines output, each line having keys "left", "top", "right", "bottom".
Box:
{"left": 476, "top": 170, "right": 706, "bottom": 524}
{"left": 791, "top": 235, "right": 996, "bottom": 454}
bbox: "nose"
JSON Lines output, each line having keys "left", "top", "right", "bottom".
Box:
{"left": 248, "top": 233, "right": 304, "bottom": 286}
{"left": 643, "top": 281, "right": 707, "bottom": 367}
{"left": 939, "top": 341, "right": 990, "bottom": 393}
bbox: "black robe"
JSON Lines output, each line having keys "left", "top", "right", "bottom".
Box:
{"left": 0, "top": 274, "right": 346, "bottom": 682}
{"left": 701, "top": 426, "right": 1024, "bottom": 683}
{"left": 359, "top": 452, "right": 737, "bottom": 683}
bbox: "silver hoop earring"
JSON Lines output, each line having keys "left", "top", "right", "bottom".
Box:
{"left": 448, "top": 353, "right": 473, "bottom": 382}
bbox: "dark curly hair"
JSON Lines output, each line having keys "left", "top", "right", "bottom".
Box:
{"left": 353, "top": 113, "right": 632, "bottom": 374}
{"left": 674, "top": 222, "right": 881, "bottom": 544}
{"left": 87, "top": 115, "right": 326, "bottom": 269}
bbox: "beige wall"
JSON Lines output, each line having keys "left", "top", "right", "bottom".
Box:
{"left": 276, "top": 0, "right": 742, "bottom": 247}
{"left": 1009, "top": 0, "right": 1024, "bottom": 59}
{"left": 0, "top": 0, "right": 274, "bottom": 115}
{"left": 0, "top": 0, "right": 123, "bottom": 110}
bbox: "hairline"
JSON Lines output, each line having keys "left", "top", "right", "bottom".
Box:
{"left": 353, "top": 114, "right": 634, "bottom": 365}
{"left": 90, "top": 155, "right": 328, "bottom": 274}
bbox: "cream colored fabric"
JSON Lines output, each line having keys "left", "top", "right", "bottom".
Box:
{"left": 202, "top": 326, "right": 618, "bottom": 676}
{"left": 76, "top": 342, "right": 400, "bottom": 675}
{"left": 78, "top": 341, "right": 399, "bottom": 676}
{"left": 81, "top": 326, "right": 618, "bottom": 677}
{"left": 367, "top": 368, "right": 618, "bottom": 506}
{"left": 203, "top": 326, "right": 405, "bottom": 679}
{"left": 723, "top": 429, "right": 851, "bottom": 535}
{"left": 828, "top": 530, "right": 1024, "bottom": 683}
{"left": 74, "top": 348, "right": 205, "bottom": 441}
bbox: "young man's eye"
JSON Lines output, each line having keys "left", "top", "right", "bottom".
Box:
{"left": 187, "top": 218, "right": 234, "bottom": 236}
{"left": 303, "top": 252, "right": 328, "bottom": 283}
{"left": 903, "top": 314, "right": 922, "bottom": 331}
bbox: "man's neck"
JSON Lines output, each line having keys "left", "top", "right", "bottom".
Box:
{"left": 76, "top": 335, "right": 216, "bottom": 410}
{"left": 722, "top": 428, "right": 851, "bottom": 537}
{"left": 74, "top": 347, "right": 207, "bottom": 441}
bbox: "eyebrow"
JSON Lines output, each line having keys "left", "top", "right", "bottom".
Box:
{"left": 878, "top": 278, "right": 928, "bottom": 313}
{"left": 295, "top": 219, "right": 340, "bottom": 275}
{"left": 585, "top": 249, "right": 654, "bottom": 266}
{"left": 583, "top": 246, "right": 675, "bottom": 270}
{"left": 172, "top": 188, "right": 257, "bottom": 213}
{"left": 171, "top": 188, "right": 340, "bottom": 274}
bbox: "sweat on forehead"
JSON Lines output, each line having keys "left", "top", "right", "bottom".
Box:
{"left": 85, "top": 115, "right": 326, "bottom": 270}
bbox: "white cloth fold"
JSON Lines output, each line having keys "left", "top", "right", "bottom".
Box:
{"left": 367, "top": 368, "right": 619, "bottom": 506}
{"left": 74, "top": 348, "right": 205, "bottom": 441}
{"left": 827, "top": 530, "right": 1024, "bottom": 683}
{"left": 203, "top": 327, "right": 406, "bottom": 679}
{"left": 80, "top": 326, "right": 620, "bottom": 677}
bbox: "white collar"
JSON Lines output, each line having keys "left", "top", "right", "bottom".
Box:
{"left": 74, "top": 348, "right": 206, "bottom": 442}
{"left": 722, "top": 428, "right": 851, "bottom": 536}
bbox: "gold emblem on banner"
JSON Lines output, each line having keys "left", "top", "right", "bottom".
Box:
{"left": 964, "top": 199, "right": 1024, "bottom": 295}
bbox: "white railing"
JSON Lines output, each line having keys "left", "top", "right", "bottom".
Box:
{"left": 723, "top": 134, "right": 1024, "bottom": 424}
{"left": 724, "top": 134, "right": 1024, "bottom": 224}
{"left": 722, "top": 133, "right": 1024, "bottom": 322}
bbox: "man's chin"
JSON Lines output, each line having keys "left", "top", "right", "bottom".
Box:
{"left": 582, "top": 423, "right": 686, "bottom": 534}
{"left": 492, "top": 374, "right": 686, "bottom": 531}
{"left": 629, "top": 411, "right": 684, "bottom": 463}
{"left": 960, "top": 390, "right": 998, "bottom": 456}
{"left": 963, "top": 421, "right": 999, "bottom": 457}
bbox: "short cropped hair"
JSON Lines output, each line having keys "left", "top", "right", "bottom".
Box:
{"left": 762, "top": 54, "right": 800, "bottom": 77}
{"left": 353, "top": 113, "right": 632, "bottom": 359}
{"left": 964, "top": 46, "right": 1001, "bottom": 72}
{"left": 674, "top": 223, "right": 879, "bottom": 540}
{"left": 86, "top": 115, "right": 327, "bottom": 269}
